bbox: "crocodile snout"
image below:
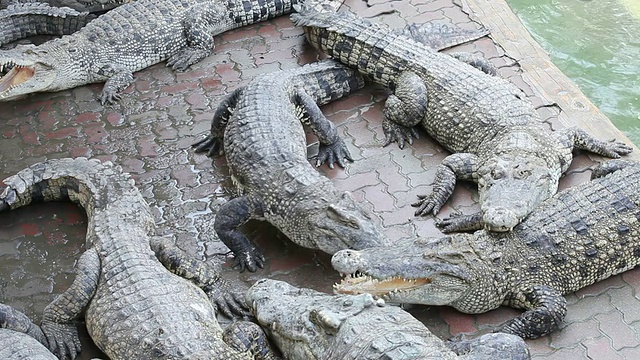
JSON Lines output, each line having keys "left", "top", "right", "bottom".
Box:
{"left": 483, "top": 207, "right": 520, "bottom": 232}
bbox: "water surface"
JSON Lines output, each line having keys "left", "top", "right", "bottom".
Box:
{"left": 508, "top": 0, "right": 640, "bottom": 144}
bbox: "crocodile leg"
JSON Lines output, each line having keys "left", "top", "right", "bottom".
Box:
{"left": 41, "top": 247, "right": 100, "bottom": 360}
{"left": 382, "top": 71, "right": 427, "bottom": 148}
{"left": 557, "top": 127, "right": 634, "bottom": 171}
{"left": 214, "top": 195, "right": 266, "bottom": 272}
{"left": 448, "top": 52, "right": 497, "bottom": 76}
{"left": 0, "top": 303, "right": 48, "bottom": 348}
{"left": 500, "top": 285, "right": 567, "bottom": 339}
{"left": 192, "top": 87, "right": 244, "bottom": 157}
{"left": 296, "top": 89, "right": 353, "bottom": 169}
{"left": 151, "top": 236, "right": 248, "bottom": 318}
{"left": 166, "top": 1, "right": 227, "bottom": 71}
{"left": 97, "top": 64, "right": 134, "bottom": 104}
{"left": 222, "top": 321, "right": 280, "bottom": 360}
{"left": 413, "top": 152, "right": 479, "bottom": 216}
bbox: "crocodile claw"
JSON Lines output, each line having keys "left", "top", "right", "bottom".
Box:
{"left": 100, "top": 90, "right": 122, "bottom": 105}
{"left": 600, "top": 139, "right": 634, "bottom": 158}
{"left": 192, "top": 135, "right": 224, "bottom": 157}
{"left": 436, "top": 213, "right": 484, "bottom": 233}
{"left": 233, "top": 248, "right": 266, "bottom": 273}
{"left": 412, "top": 193, "right": 443, "bottom": 216}
{"left": 41, "top": 321, "right": 82, "bottom": 360}
{"left": 208, "top": 283, "right": 249, "bottom": 319}
{"left": 382, "top": 118, "right": 419, "bottom": 149}
{"left": 316, "top": 139, "right": 354, "bottom": 169}
{"left": 167, "top": 48, "right": 210, "bottom": 72}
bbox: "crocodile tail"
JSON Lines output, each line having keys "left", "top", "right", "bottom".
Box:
{"left": 0, "top": 157, "right": 136, "bottom": 217}
{"left": 291, "top": 2, "right": 337, "bottom": 27}
{"left": 0, "top": 2, "right": 94, "bottom": 46}
{"left": 294, "top": 59, "right": 365, "bottom": 106}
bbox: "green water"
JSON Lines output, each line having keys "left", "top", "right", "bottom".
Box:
{"left": 507, "top": 0, "right": 640, "bottom": 145}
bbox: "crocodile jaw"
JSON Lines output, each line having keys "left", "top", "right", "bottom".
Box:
{"left": 0, "top": 63, "right": 35, "bottom": 96}
{"left": 333, "top": 274, "right": 431, "bottom": 296}
{"left": 0, "top": 55, "right": 56, "bottom": 101}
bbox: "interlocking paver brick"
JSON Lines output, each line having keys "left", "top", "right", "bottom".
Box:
{"left": 563, "top": 293, "right": 614, "bottom": 324}
{"left": 584, "top": 336, "right": 624, "bottom": 360}
{"left": 595, "top": 311, "right": 640, "bottom": 350}
{"left": 549, "top": 319, "right": 600, "bottom": 349}
{"left": 533, "top": 346, "right": 587, "bottom": 360}
{"left": 0, "top": 0, "right": 638, "bottom": 358}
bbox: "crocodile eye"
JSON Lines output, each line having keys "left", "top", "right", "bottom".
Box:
{"left": 490, "top": 168, "right": 504, "bottom": 180}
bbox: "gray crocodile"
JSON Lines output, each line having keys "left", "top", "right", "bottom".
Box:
{"left": 332, "top": 159, "right": 640, "bottom": 339}
{"left": 1, "top": 0, "right": 127, "bottom": 11}
{"left": 1, "top": 2, "right": 95, "bottom": 46}
{"left": 193, "top": 59, "right": 391, "bottom": 272}
{"left": 291, "top": 6, "right": 633, "bottom": 233}
{"left": 0, "top": 157, "right": 277, "bottom": 359}
{"left": 246, "top": 278, "right": 530, "bottom": 359}
{"left": 0, "top": 303, "right": 57, "bottom": 359}
{"left": 0, "top": 0, "right": 335, "bottom": 104}
{"left": 0, "top": 1, "right": 130, "bottom": 47}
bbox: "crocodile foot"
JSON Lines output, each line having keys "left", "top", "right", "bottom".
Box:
{"left": 166, "top": 48, "right": 210, "bottom": 71}
{"left": 598, "top": 139, "right": 634, "bottom": 158}
{"left": 412, "top": 193, "right": 445, "bottom": 217}
{"left": 41, "top": 321, "right": 82, "bottom": 360}
{"left": 192, "top": 135, "right": 224, "bottom": 157}
{"left": 382, "top": 118, "right": 419, "bottom": 149}
{"left": 316, "top": 139, "right": 354, "bottom": 169}
{"left": 437, "top": 212, "right": 483, "bottom": 233}
{"left": 233, "top": 247, "right": 266, "bottom": 273}
{"left": 207, "top": 283, "right": 249, "bottom": 319}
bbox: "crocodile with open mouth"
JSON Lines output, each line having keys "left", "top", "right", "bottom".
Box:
{"left": 0, "top": 0, "right": 330, "bottom": 104}
{"left": 332, "top": 159, "right": 640, "bottom": 339}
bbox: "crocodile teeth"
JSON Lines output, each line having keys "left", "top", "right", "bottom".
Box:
{"left": 334, "top": 274, "right": 431, "bottom": 296}
{"left": 0, "top": 64, "right": 34, "bottom": 93}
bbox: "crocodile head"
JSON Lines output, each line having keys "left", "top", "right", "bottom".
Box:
{"left": 477, "top": 155, "right": 558, "bottom": 232}
{"left": 306, "top": 191, "right": 391, "bottom": 253}
{"left": 247, "top": 278, "right": 397, "bottom": 358}
{"left": 331, "top": 234, "right": 502, "bottom": 313}
{"left": 0, "top": 45, "right": 71, "bottom": 101}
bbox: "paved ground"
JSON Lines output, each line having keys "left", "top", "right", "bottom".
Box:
{"left": 0, "top": 0, "right": 639, "bottom": 358}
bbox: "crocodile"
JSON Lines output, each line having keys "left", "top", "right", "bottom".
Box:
{"left": 1, "top": 2, "right": 96, "bottom": 46}
{"left": 332, "top": 159, "right": 640, "bottom": 339}
{"left": 0, "top": 303, "right": 57, "bottom": 359}
{"left": 246, "top": 278, "right": 531, "bottom": 359}
{"left": 0, "top": 1, "right": 130, "bottom": 47}
{"left": 1, "top": 0, "right": 127, "bottom": 11}
{"left": 0, "top": 157, "right": 278, "bottom": 359}
{"left": 193, "top": 59, "right": 391, "bottom": 272}
{"left": 0, "top": 0, "right": 338, "bottom": 104}
{"left": 291, "top": 6, "right": 634, "bottom": 233}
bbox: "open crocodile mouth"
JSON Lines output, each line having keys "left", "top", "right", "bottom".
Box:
{"left": 0, "top": 62, "right": 35, "bottom": 94}
{"left": 334, "top": 272, "right": 431, "bottom": 296}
